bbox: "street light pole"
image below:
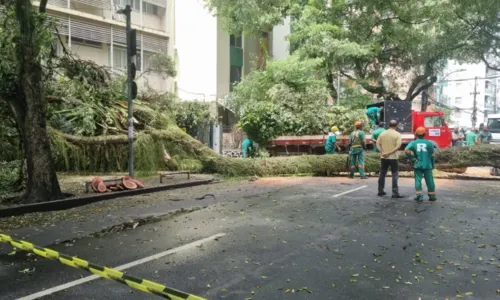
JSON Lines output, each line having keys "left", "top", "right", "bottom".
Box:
{"left": 118, "top": 5, "right": 137, "bottom": 177}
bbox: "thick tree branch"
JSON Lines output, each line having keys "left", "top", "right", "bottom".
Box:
{"left": 409, "top": 76, "right": 437, "bottom": 102}
{"left": 341, "top": 71, "right": 386, "bottom": 96}
{"left": 366, "top": 16, "right": 431, "bottom": 39}
{"left": 39, "top": 0, "right": 48, "bottom": 12}
{"left": 405, "top": 73, "right": 429, "bottom": 101}
{"left": 481, "top": 53, "right": 500, "bottom": 72}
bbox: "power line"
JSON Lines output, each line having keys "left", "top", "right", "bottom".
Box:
{"left": 439, "top": 74, "right": 500, "bottom": 83}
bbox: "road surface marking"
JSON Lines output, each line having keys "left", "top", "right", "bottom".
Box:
{"left": 332, "top": 185, "right": 368, "bottom": 198}
{"left": 18, "top": 233, "right": 226, "bottom": 300}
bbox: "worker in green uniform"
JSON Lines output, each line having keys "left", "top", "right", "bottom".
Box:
{"left": 479, "top": 126, "right": 492, "bottom": 144}
{"left": 366, "top": 106, "right": 382, "bottom": 126}
{"left": 242, "top": 138, "right": 255, "bottom": 158}
{"left": 325, "top": 126, "right": 340, "bottom": 154}
{"left": 371, "top": 122, "right": 385, "bottom": 152}
{"left": 404, "top": 127, "right": 437, "bottom": 202}
{"left": 349, "top": 121, "right": 367, "bottom": 179}
{"left": 465, "top": 128, "right": 479, "bottom": 146}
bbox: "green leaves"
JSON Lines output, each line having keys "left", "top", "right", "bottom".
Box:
{"left": 231, "top": 53, "right": 370, "bottom": 144}
{"left": 209, "top": 0, "right": 500, "bottom": 101}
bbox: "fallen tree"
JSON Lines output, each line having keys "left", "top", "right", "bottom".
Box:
{"left": 53, "top": 127, "right": 500, "bottom": 176}
{"left": 203, "top": 145, "right": 500, "bottom": 176}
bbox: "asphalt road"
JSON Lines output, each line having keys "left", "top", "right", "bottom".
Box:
{"left": 1, "top": 177, "right": 500, "bottom": 300}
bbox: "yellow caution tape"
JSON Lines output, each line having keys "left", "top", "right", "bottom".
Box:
{"left": 0, "top": 233, "right": 206, "bottom": 300}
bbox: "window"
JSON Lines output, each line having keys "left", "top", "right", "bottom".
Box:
{"left": 71, "top": 37, "right": 102, "bottom": 48}
{"left": 455, "top": 97, "right": 462, "bottom": 104}
{"left": 113, "top": 47, "right": 141, "bottom": 71}
{"left": 487, "top": 118, "right": 500, "bottom": 131}
{"left": 230, "top": 35, "right": 242, "bottom": 48}
{"left": 454, "top": 111, "right": 462, "bottom": 119}
{"left": 424, "top": 116, "right": 444, "bottom": 127}
{"left": 230, "top": 66, "right": 242, "bottom": 84}
{"left": 113, "top": 47, "right": 127, "bottom": 70}
{"left": 143, "top": 2, "right": 159, "bottom": 15}
{"left": 117, "top": 0, "right": 140, "bottom": 10}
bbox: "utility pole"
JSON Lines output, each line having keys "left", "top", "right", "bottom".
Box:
{"left": 471, "top": 76, "right": 479, "bottom": 128}
{"left": 336, "top": 70, "right": 340, "bottom": 105}
{"left": 118, "top": 5, "right": 138, "bottom": 177}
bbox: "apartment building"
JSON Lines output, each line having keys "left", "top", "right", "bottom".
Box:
{"left": 437, "top": 61, "right": 500, "bottom": 128}
{"left": 40, "top": 0, "right": 175, "bottom": 92}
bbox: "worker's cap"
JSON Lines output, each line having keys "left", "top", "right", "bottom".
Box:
{"left": 415, "top": 126, "right": 426, "bottom": 135}
{"left": 354, "top": 121, "right": 363, "bottom": 127}
{"left": 331, "top": 126, "right": 339, "bottom": 132}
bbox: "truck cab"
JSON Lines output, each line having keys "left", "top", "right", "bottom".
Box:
{"left": 486, "top": 114, "right": 500, "bottom": 144}
{"left": 367, "top": 101, "right": 452, "bottom": 149}
{"left": 412, "top": 111, "right": 452, "bottom": 149}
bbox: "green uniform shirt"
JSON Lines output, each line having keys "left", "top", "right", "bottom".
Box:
{"left": 466, "top": 132, "right": 478, "bottom": 145}
{"left": 325, "top": 134, "right": 337, "bottom": 154}
{"left": 242, "top": 139, "right": 253, "bottom": 156}
{"left": 350, "top": 130, "right": 366, "bottom": 148}
{"left": 366, "top": 107, "right": 381, "bottom": 116}
{"left": 405, "top": 138, "right": 435, "bottom": 170}
{"left": 479, "top": 131, "right": 492, "bottom": 144}
{"left": 372, "top": 127, "right": 385, "bottom": 152}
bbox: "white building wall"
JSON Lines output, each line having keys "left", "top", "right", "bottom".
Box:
{"left": 174, "top": 0, "right": 218, "bottom": 101}
{"left": 440, "top": 61, "right": 496, "bottom": 128}
{"left": 39, "top": 0, "right": 174, "bottom": 94}
{"left": 272, "top": 16, "right": 291, "bottom": 60}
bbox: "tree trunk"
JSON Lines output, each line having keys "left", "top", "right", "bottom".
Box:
{"left": 14, "top": 0, "right": 63, "bottom": 203}
{"left": 55, "top": 129, "right": 500, "bottom": 175}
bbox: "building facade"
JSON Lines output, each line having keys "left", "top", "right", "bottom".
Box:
{"left": 40, "top": 0, "right": 175, "bottom": 93}
{"left": 437, "top": 61, "right": 500, "bottom": 128}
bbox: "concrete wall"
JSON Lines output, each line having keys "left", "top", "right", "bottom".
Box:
{"left": 72, "top": 43, "right": 109, "bottom": 66}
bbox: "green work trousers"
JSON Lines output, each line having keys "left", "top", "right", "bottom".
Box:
{"left": 414, "top": 169, "right": 436, "bottom": 200}
{"left": 349, "top": 148, "right": 366, "bottom": 177}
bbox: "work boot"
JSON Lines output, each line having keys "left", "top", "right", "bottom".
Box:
{"left": 392, "top": 194, "right": 405, "bottom": 199}
{"left": 360, "top": 176, "right": 368, "bottom": 179}
{"left": 429, "top": 197, "right": 437, "bottom": 202}
{"left": 348, "top": 176, "right": 354, "bottom": 179}
{"left": 414, "top": 196, "right": 423, "bottom": 202}
{"left": 377, "top": 191, "right": 387, "bottom": 196}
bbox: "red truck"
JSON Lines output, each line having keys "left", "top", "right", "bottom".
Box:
{"left": 267, "top": 101, "right": 452, "bottom": 156}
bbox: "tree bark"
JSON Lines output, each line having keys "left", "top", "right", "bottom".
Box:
{"left": 55, "top": 129, "right": 500, "bottom": 174}
{"left": 14, "top": 0, "right": 63, "bottom": 203}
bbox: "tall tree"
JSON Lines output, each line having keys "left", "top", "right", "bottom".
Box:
{"left": 0, "top": 0, "right": 63, "bottom": 202}
{"left": 206, "top": 0, "right": 497, "bottom": 101}
{"left": 452, "top": 0, "right": 500, "bottom": 70}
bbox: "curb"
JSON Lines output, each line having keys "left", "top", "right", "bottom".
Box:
{"left": 0, "top": 179, "right": 214, "bottom": 218}
{"left": 443, "top": 175, "right": 500, "bottom": 181}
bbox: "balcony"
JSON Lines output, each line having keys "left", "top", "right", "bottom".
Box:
{"left": 45, "top": 0, "right": 169, "bottom": 33}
